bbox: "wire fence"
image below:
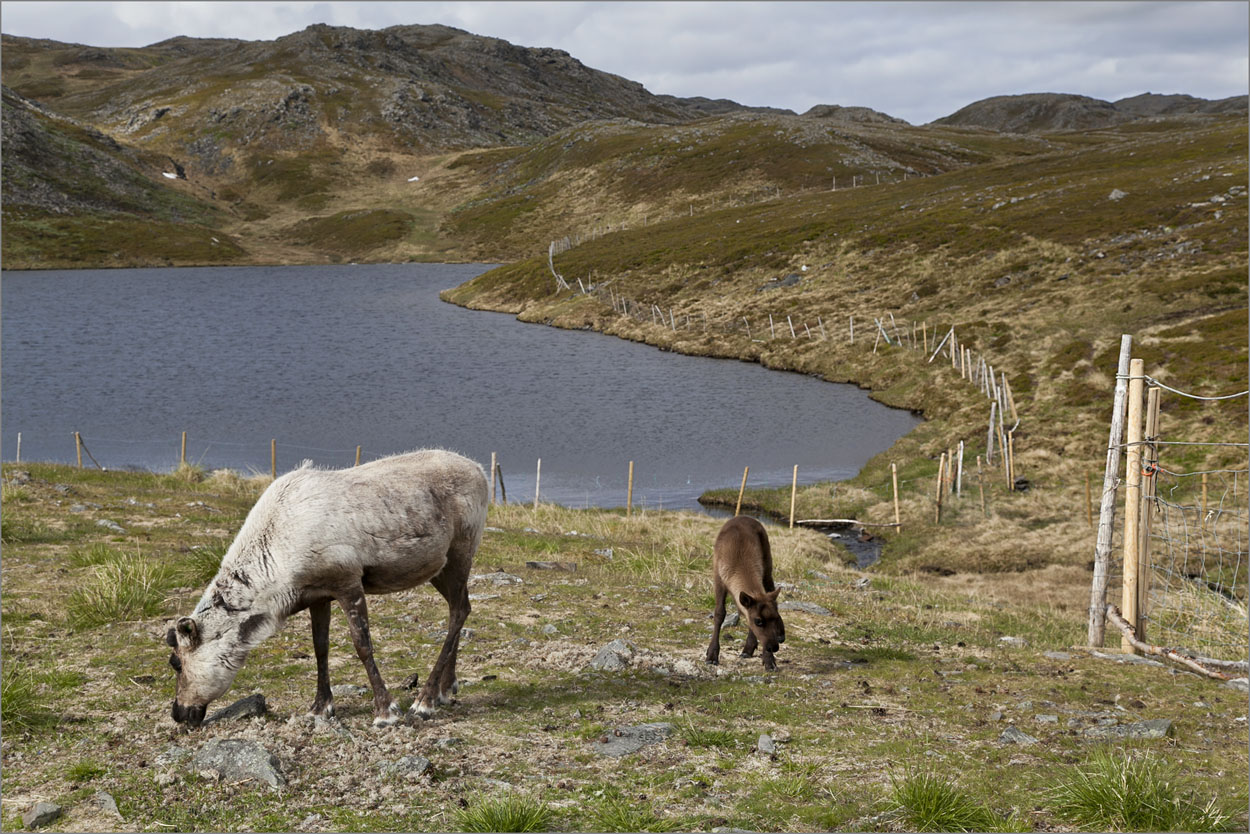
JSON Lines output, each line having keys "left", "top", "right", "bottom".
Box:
{"left": 1093, "top": 344, "right": 1249, "bottom": 669}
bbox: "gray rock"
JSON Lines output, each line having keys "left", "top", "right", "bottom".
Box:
{"left": 154, "top": 745, "right": 191, "bottom": 768}
{"left": 807, "top": 570, "right": 833, "bottom": 582}
{"left": 989, "top": 711, "right": 1004, "bottom": 721}
{"left": 525, "top": 560, "right": 577, "bottom": 572}
{"left": 592, "top": 722, "right": 675, "bottom": 757}
{"left": 470, "top": 571, "right": 523, "bottom": 586}
{"left": 593, "top": 547, "right": 615, "bottom": 560}
{"left": 1225, "top": 677, "right": 1248, "bottom": 693}
{"left": 999, "top": 726, "right": 1039, "bottom": 746}
{"left": 92, "top": 791, "right": 122, "bottom": 819}
{"left": 778, "top": 601, "right": 832, "bottom": 616}
{"left": 1091, "top": 650, "right": 1167, "bottom": 668}
{"left": 998, "top": 636, "right": 1027, "bottom": 648}
{"left": 95, "top": 519, "right": 125, "bottom": 534}
{"left": 330, "top": 684, "right": 369, "bottom": 697}
{"left": 203, "top": 693, "right": 267, "bottom": 725}
{"left": 1084, "top": 719, "right": 1173, "bottom": 740}
{"left": 1109, "top": 188, "right": 1128, "bottom": 201}
{"left": 1043, "top": 651, "right": 1072, "bottom": 661}
{"left": 467, "top": 593, "right": 499, "bottom": 602}
{"left": 757, "top": 733, "right": 776, "bottom": 755}
{"left": 720, "top": 611, "right": 740, "bottom": 630}
{"left": 299, "top": 814, "right": 324, "bottom": 830}
{"left": 380, "top": 755, "right": 431, "bottom": 778}
{"left": 191, "top": 738, "right": 286, "bottom": 788}
{"left": 588, "top": 639, "right": 635, "bottom": 671}
{"left": 1035, "top": 714, "right": 1059, "bottom": 724}
{"left": 433, "top": 737, "right": 461, "bottom": 749}
{"left": 484, "top": 526, "right": 504, "bottom": 533}
{"left": 22, "top": 802, "right": 62, "bottom": 829}
{"left": 541, "top": 624, "right": 559, "bottom": 635}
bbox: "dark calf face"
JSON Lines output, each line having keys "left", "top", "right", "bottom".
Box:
{"left": 739, "top": 590, "right": 785, "bottom": 653}
{"left": 171, "top": 700, "right": 207, "bottom": 728}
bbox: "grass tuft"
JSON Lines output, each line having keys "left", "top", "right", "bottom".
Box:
{"left": 67, "top": 551, "right": 171, "bottom": 628}
{"left": 452, "top": 792, "right": 553, "bottom": 833}
{"left": 589, "top": 795, "right": 670, "bottom": 832}
{"left": 1049, "top": 748, "right": 1239, "bottom": 832}
{"left": 0, "top": 659, "right": 50, "bottom": 732}
{"left": 888, "top": 767, "right": 1020, "bottom": 832}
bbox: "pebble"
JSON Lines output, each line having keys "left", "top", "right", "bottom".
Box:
{"left": 778, "top": 601, "right": 833, "bottom": 616}
{"left": 1083, "top": 718, "right": 1173, "bottom": 740}
{"left": 591, "top": 722, "right": 674, "bottom": 757}
{"left": 95, "top": 519, "right": 125, "bottom": 533}
{"left": 999, "top": 726, "right": 1039, "bottom": 746}
{"left": 92, "top": 791, "right": 122, "bottom": 819}
{"left": 998, "top": 636, "right": 1027, "bottom": 648}
{"left": 203, "top": 693, "right": 268, "bottom": 725}
{"left": 757, "top": 733, "right": 776, "bottom": 755}
{"left": 470, "top": 572, "right": 523, "bottom": 586}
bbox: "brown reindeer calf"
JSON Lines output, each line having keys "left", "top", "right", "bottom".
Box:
{"left": 705, "top": 516, "right": 786, "bottom": 670}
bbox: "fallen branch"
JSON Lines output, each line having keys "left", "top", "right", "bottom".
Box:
{"left": 1104, "top": 605, "right": 1237, "bottom": 680}
{"left": 796, "top": 518, "right": 900, "bottom": 528}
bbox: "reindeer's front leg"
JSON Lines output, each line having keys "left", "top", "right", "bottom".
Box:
{"left": 337, "top": 587, "right": 400, "bottom": 727}
{"left": 308, "top": 598, "right": 334, "bottom": 718}
{"left": 706, "top": 578, "right": 727, "bottom": 664}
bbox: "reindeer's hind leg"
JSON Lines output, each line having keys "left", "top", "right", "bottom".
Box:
{"left": 706, "top": 576, "right": 728, "bottom": 664}
{"left": 309, "top": 598, "right": 335, "bottom": 718}
{"left": 413, "top": 545, "right": 473, "bottom": 719}
{"left": 337, "top": 586, "right": 401, "bottom": 727}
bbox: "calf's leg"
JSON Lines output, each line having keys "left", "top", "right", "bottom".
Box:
{"left": 309, "top": 598, "right": 335, "bottom": 717}
{"left": 706, "top": 577, "right": 728, "bottom": 664}
{"left": 337, "top": 587, "right": 400, "bottom": 727}
{"left": 740, "top": 630, "right": 758, "bottom": 658}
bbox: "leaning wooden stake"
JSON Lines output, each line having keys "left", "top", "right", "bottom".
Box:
{"left": 355, "top": 445, "right": 362, "bottom": 467}
{"left": 1088, "top": 335, "right": 1133, "bottom": 647}
{"left": 1137, "top": 386, "right": 1160, "bottom": 641}
{"left": 735, "top": 466, "right": 749, "bottom": 517}
{"left": 1120, "top": 358, "right": 1146, "bottom": 653}
{"left": 496, "top": 462, "right": 507, "bottom": 504}
{"left": 976, "top": 455, "right": 986, "bottom": 516}
{"left": 181, "top": 431, "right": 188, "bottom": 466}
{"left": 1105, "top": 605, "right": 1234, "bottom": 680}
{"left": 789, "top": 465, "right": 798, "bottom": 529}
{"left": 627, "top": 460, "right": 634, "bottom": 517}
{"left": 891, "top": 462, "right": 901, "bottom": 532}
{"left": 934, "top": 453, "right": 947, "bottom": 523}
{"left": 75, "top": 431, "right": 83, "bottom": 468}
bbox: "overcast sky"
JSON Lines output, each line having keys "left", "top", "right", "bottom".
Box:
{"left": 2, "top": 1, "right": 1246, "bottom": 124}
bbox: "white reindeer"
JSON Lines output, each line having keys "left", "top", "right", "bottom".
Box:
{"left": 166, "top": 449, "right": 487, "bottom": 728}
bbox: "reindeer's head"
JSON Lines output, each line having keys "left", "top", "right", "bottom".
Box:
{"left": 166, "top": 590, "right": 271, "bottom": 728}
{"left": 739, "top": 589, "right": 786, "bottom": 654}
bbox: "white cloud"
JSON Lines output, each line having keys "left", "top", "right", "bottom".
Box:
{"left": 1, "top": 0, "right": 1244, "bottom": 123}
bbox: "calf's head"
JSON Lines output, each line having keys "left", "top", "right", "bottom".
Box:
{"left": 165, "top": 601, "right": 271, "bottom": 728}
{"left": 739, "top": 589, "right": 786, "bottom": 653}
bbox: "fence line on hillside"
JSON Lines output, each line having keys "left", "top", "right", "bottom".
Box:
{"left": 1087, "top": 335, "right": 1249, "bottom": 676}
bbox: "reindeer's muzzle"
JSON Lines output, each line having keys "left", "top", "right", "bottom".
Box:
{"left": 172, "top": 701, "right": 207, "bottom": 728}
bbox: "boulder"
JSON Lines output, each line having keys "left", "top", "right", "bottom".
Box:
{"left": 190, "top": 738, "right": 285, "bottom": 788}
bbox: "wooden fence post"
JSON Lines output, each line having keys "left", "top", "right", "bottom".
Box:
{"left": 956, "top": 441, "right": 965, "bottom": 497}
{"left": 490, "top": 452, "right": 497, "bottom": 506}
{"left": 1201, "top": 472, "right": 1208, "bottom": 523}
{"left": 1120, "top": 358, "right": 1146, "bottom": 653}
{"left": 533, "top": 458, "right": 542, "bottom": 511}
{"left": 1138, "top": 386, "right": 1160, "bottom": 641}
{"left": 935, "top": 453, "right": 947, "bottom": 523}
{"left": 271, "top": 439, "right": 276, "bottom": 479}
{"left": 770, "top": 314, "right": 776, "bottom": 339}
{"left": 627, "top": 460, "right": 634, "bottom": 517}
{"left": 976, "top": 455, "right": 986, "bottom": 516}
{"left": 15, "top": 432, "right": 20, "bottom": 464}
{"left": 496, "top": 462, "right": 507, "bottom": 504}
{"left": 1007, "top": 431, "right": 1016, "bottom": 490}
{"left": 75, "top": 431, "right": 82, "bottom": 469}
{"left": 985, "top": 401, "right": 997, "bottom": 465}
{"left": 849, "top": 315, "right": 854, "bottom": 344}
{"left": 789, "top": 465, "right": 799, "bottom": 528}
{"left": 181, "top": 431, "right": 187, "bottom": 466}
{"left": 787, "top": 316, "right": 796, "bottom": 338}
{"left": 735, "top": 466, "right": 749, "bottom": 517}
{"left": 355, "top": 446, "right": 362, "bottom": 467}
{"left": 891, "top": 462, "right": 901, "bottom": 532}
{"left": 1088, "top": 335, "right": 1133, "bottom": 647}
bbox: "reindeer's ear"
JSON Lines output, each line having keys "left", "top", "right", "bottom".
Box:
{"left": 765, "top": 588, "right": 781, "bottom": 604}
{"left": 165, "top": 627, "right": 177, "bottom": 647}
{"left": 739, "top": 591, "right": 757, "bottom": 609}
{"left": 176, "top": 616, "right": 200, "bottom": 648}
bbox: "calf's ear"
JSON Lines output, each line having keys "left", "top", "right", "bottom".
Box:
{"left": 739, "top": 591, "right": 757, "bottom": 609}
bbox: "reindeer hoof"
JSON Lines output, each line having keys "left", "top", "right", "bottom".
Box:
{"left": 410, "top": 701, "right": 436, "bottom": 720}
{"left": 372, "top": 701, "right": 401, "bottom": 728}
{"left": 309, "top": 702, "right": 335, "bottom": 719}
{"left": 705, "top": 655, "right": 719, "bottom": 665}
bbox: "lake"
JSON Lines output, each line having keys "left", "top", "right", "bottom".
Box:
{"left": 0, "top": 264, "right": 921, "bottom": 510}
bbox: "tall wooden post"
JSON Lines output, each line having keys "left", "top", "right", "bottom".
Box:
{"left": 533, "top": 458, "right": 542, "bottom": 511}
{"left": 1201, "top": 472, "right": 1209, "bottom": 523}
{"left": 1137, "top": 386, "right": 1160, "bottom": 641}
{"left": 1120, "top": 358, "right": 1146, "bottom": 653}
{"left": 935, "top": 454, "right": 947, "bottom": 523}
{"left": 735, "top": 466, "right": 749, "bottom": 517}
{"left": 1089, "top": 336, "right": 1133, "bottom": 647}
{"left": 1007, "top": 431, "right": 1016, "bottom": 490}
{"left": 15, "top": 432, "right": 20, "bottom": 464}
{"left": 976, "top": 455, "right": 986, "bottom": 516}
{"left": 181, "top": 431, "right": 187, "bottom": 466}
{"left": 891, "top": 462, "right": 901, "bottom": 532}
{"left": 789, "top": 465, "right": 798, "bottom": 528}
{"left": 627, "top": 460, "right": 634, "bottom": 517}
{"left": 271, "top": 439, "right": 276, "bottom": 479}
{"left": 355, "top": 446, "right": 362, "bottom": 467}
{"left": 490, "top": 452, "right": 497, "bottom": 506}
{"left": 75, "top": 431, "right": 82, "bottom": 469}
{"left": 1085, "top": 472, "right": 1093, "bottom": 528}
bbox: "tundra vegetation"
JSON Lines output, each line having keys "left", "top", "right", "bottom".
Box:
{"left": 1, "top": 24, "right": 1247, "bottom": 833}
{"left": 1, "top": 463, "right": 1246, "bottom": 832}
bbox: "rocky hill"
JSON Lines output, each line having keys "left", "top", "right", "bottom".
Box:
{"left": 931, "top": 91, "right": 1247, "bottom": 132}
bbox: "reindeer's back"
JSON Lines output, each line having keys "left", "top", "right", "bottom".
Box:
{"left": 713, "top": 515, "right": 772, "bottom": 581}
